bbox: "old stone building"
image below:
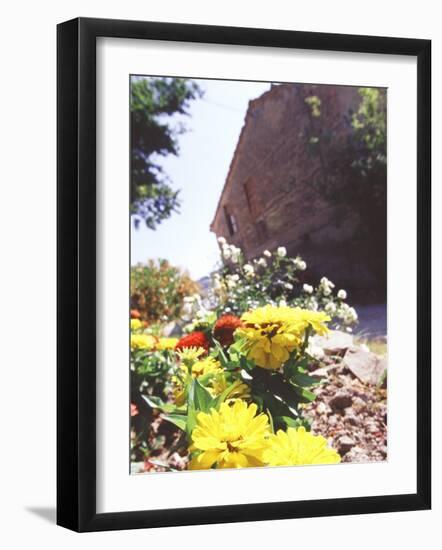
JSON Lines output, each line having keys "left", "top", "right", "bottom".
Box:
{"left": 210, "top": 83, "right": 384, "bottom": 293}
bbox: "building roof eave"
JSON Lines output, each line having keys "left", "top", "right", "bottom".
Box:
{"left": 209, "top": 85, "right": 282, "bottom": 231}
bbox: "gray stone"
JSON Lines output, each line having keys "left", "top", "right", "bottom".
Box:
{"left": 352, "top": 397, "right": 367, "bottom": 411}
{"left": 367, "top": 423, "right": 380, "bottom": 434}
{"left": 161, "top": 321, "right": 183, "bottom": 337}
{"left": 344, "top": 410, "right": 360, "bottom": 426}
{"left": 313, "top": 330, "right": 354, "bottom": 355}
{"left": 343, "top": 445, "right": 369, "bottom": 462}
{"left": 338, "top": 435, "right": 356, "bottom": 455}
{"left": 327, "top": 415, "right": 338, "bottom": 426}
{"left": 316, "top": 402, "right": 329, "bottom": 415}
{"left": 343, "top": 347, "right": 387, "bottom": 386}
{"left": 329, "top": 391, "right": 353, "bottom": 411}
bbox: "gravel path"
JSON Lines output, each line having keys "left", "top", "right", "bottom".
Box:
{"left": 304, "top": 361, "right": 387, "bottom": 463}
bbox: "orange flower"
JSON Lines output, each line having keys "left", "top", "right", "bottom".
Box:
{"left": 131, "top": 309, "right": 141, "bottom": 319}
{"left": 214, "top": 314, "right": 243, "bottom": 347}
{"left": 175, "top": 331, "right": 210, "bottom": 353}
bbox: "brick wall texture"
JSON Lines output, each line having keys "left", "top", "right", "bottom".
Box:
{"left": 210, "top": 83, "right": 385, "bottom": 292}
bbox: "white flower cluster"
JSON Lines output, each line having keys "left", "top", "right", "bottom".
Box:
{"left": 218, "top": 237, "right": 241, "bottom": 263}
{"left": 211, "top": 239, "right": 359, "bottom": 329}
{"left": 245, "top": 298, "right": 263, "bottom": 309}
{"left": 256, "top": 257, "right": 267, "bottom": 267}
{"left": 211, "top": 272, "right": 222, "bottom": 291}
{"left": 319, "top": 276, "right": 335, "bottom": 296}
{"left": 293, "top": 256, "right": 307, "bottom": 270}
{"left": 337, "top": 303, "right": 358, "bottom": 325}
{"left": 243, "top": 263, "right": 255, "bottom": 279}
{"left": 303, "top": 296, "right": 319, "bottom": 311}
{"left": 226, "top": 273, "right": 240, "bottom": 289}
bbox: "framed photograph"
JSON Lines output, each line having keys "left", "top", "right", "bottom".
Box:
{"left": 57, "top": 17, "right": 431, "bottom": 532}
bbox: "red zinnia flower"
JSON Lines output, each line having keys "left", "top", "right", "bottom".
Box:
{"left": 143, "top": 459, "right": 155, "bottom": 472}
{"left": 214, "top": 314, "right": 243, "bottom": 347}
{"left": 131, "top": 309, "right": 141, "bottom": 319}
{"left": 175, "top": 331, "right": 210, "bottom": 353}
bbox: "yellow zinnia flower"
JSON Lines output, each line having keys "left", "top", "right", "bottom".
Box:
{"left": 209, "top": 374, "right": 251, "bottom": 403}
{"left": 156, "top": 337, "right": 179, "bottom": 350}
{"left": 189, "top": 400, "right": 270, "bottom": 470}
{"left": 130, "top": 318, "right": 143, "bottom": 331}
{"left": 173, "top": 385, "right": 187, "bottom": 407}
{"left": 190, "top": 357, "right": 222, "bottom": 378}
{"left": 172, "top": 356, "right": 221, "bottom": 406}
{"left": 176, "top": 346, "right": 206, "bottom": 366}
{"left": 130, "top": 333, "right": 156, "bottom": 350}
{"left": 236, "top": 305, "right": 330, "bottom": 370}
{"left": 264, "top": 427, "right": 341, "bottom": 466}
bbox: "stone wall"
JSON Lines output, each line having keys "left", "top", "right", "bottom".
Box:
{"left": 210, "top": 83, "right": 383, "bottom": 291}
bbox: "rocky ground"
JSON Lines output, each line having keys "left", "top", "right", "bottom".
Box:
{"left": 305, "top": 331, "right": 387, "bottom": 463}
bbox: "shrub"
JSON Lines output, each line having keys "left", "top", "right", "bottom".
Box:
{"left": 131, "top": 259, "right": 199, "bottom": 323}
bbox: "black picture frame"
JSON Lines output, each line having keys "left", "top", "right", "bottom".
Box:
{"left": 57, "top": 17, "right": 431, "bottom": 532}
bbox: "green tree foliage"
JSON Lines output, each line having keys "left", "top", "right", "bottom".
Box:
{"left": 349, "top": 88, "right": 387, "bottom": 208}
{"left": 131, "top": 77, "right": 203, "bottom": 229}
{"left": 304, "top": 88, "right": 387, "bottom": 287}
{"left": 305, "top": 88, "right": 386, "bottom": 208}
{"left": 131, "top": 259, "right": 200, "bottom": 323}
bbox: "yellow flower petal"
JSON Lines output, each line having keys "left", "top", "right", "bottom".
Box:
{"left": 189, "top": 399, "right": 270, "bottom": 471}
{"left": 264, "top": 427, "right": 341, "bottom": 466}
{"left": 237, "top": 305, "right": 330, "bottom": 370}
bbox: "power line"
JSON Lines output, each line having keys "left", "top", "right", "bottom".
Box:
{"left": 201, "top": 97, "right": 247, "bottom": 114}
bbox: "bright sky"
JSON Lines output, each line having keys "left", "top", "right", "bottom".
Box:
{"left": 130, "top": 78, "right": 271, "bottom": 280}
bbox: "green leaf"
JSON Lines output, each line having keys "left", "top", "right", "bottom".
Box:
{"left": 301, "top": 325, "right": 312, "bottom": 352}
{"left": 229, "top": 337, "right": 249, "bottom": 355}
{"left": 256, "top": 389, "right": 299, "bottom": 418}
{"left": 192, "top": 379, "right": 215, "bottom": 412}
{"left": 292, "top": 373, "right": 320, "bottom": 387}
{"left": 282, "top": 361, "right": 299, "bottom": 379}
{"left": 266, "top": 408, "right": 275, "bottom": 433}
{"left": 239, "top": 355, "right": 254, "bottom": 371}
{"left": 142, "top": 394, "right": 181, "bottom": 413}
{"left": 185, "top": 405, "right": 195, "bottom": 434}
{"left": 186, "top": 379, "right": 216, "bottom": 437}
{"left": 295, "top": 357, "right": 310, "bottom": 371}
{"left": 160, "top": 413, "right": 187, "bottom": 431}
{"left": 252, "top": 393, "right": 264, "bottom": 412}
{"left": 293, "top": 386, "right": 317, "bottom": 402}
{"left": 276, "top": 415, "right": 312, "bottom": 431}
{"left": 212, "top": 338, "right": 230, "bottom": 368}
{"left": 213, "top": 380, "right": 246, "bottom": 408}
